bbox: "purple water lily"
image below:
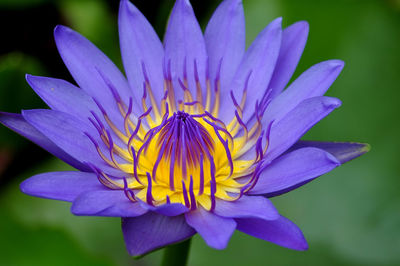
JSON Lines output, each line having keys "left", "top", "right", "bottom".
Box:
{"left": 0, "top": 0, "right": 368, "bottom": 257}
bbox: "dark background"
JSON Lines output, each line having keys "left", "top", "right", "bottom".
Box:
{"left": 0, "top": 0, "right": 399, "bottom": 265}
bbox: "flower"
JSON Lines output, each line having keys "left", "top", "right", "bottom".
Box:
{"left": 0, "top": 0, "right": 369, "bottom": 257}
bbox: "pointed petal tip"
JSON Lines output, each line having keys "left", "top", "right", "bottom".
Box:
{"left": 25, "top": 74, "right": 36, "bottom": 86}
{"left": 172, "top": 0, "right": 195, "bottom": 14}
{"left": 185, "top": 209, "right": 236, "bottom": 250}
{"left": 262, "top": 17, "right": 282, "bottom": 37}
{"left": 297, "top": 20, "right": 309, "bottom": 28}
{"left": 322, "top": 96, "right": 342, "bottom": 109}
{"left": 217, "top": 0, "right": 243, "bottom": 16}
{"left": 298, "top": 238, "right": 309, "bottom": 251}
{"left": 290, "top": 141, "right": 370, "bottom": 165}
{"left": 359, "top": 142, "right": 371, "bottom": 153}
{"left": 25, "top": 74, "right": 42, "bottom": 86}
{"left": 175, "top": 0, "right": 192, "bottom": 8}
{"left": 53, "top": 25, "right": 75, "bottom": 42}
{"left": 19, "top": 179, "right": 32, "bottom": 196}
{"left": 349, "top": 142, "right": 371, "bottom": 160}
{"left": 272, "top": 17, "right": 283, "bottom": 27}
{"left": 180, "top": 0, "right": 191, "bottom": 4}
{"left": 313, "top": 59, "right": 345, "bottom": 73}
{"left": 19, "top": 176, "right": 52, "bottom": 199}
{"left": 237, "top": 216, "right": 309, "bottom": 251}
{"left": 21, "top": 109, "right": 45, "bottom": 126}
{"left": 224, "top": 0, "right": 243, "bottom": 6}
{"left": 54, "top": 25, "right": 81, "bottom": 43}
{"left": 288, "top": 229, "right": 309, "bottom": 251}
{"left": 211, "top": 240, "right": 229, "bottom": 250}
{"left": 54, "top": 24, "right": 67, "bottom": 35}
{"left": 344, "top": 142, "right": 371, "bottom": 158}
{"left": 203, "top": 231, "right": 232, "bottom": 249}
{"left": 360, "top": 142, "right": 371, "bottom": 153}
{"left": 322, "top": 59, "right": 345, "bottom": 73}
{"left": 119, "top": 0, "right": 138, "bottom": 15}
{"left": 0, "top": 112, "right": 24, "bottom": 129}
{"left": 289, "top": 20, "right": 309, "bottom": 33}
{"left": 119, "top": 0, "right": 127, "bottom": 9}
{"left": 330, "top": 59, "right": 345, "bottom": 68}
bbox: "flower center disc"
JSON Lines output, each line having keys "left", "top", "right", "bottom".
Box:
{"left": 134, "top": 110, "right": 237, "bottom": 210}
{"left": 88, "top": 61, "right": 265, "bottom": 211}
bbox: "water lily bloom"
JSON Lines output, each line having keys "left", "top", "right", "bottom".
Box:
{"left": 0, "top": 0, "right": 369, "bottom": 257}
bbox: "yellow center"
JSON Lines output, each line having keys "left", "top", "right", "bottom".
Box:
{"left": 88, "top": 65, "right": 265, "bottom": 211}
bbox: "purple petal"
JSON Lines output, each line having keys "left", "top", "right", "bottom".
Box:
{"left": 267, "top": 21, "right": 309, "bottom": 100}
{"left": 26, "top": 75, "right": 128, "bottom": 148}
{"left": 236, "top": 215, "right": 308, "bottom": 250}
{"left": 54, "top": 25, "right": 139, "bottom": 119}
{"left": 71, "top": 190, "right": 147, "bottom": 217}
{"left": 263, "top": 60, "right": 344, "bottom": 126}
{"left": 250, "top": 147, "right": 340, "bottom": 196}
{"left": 122, "top": 213, "right": 195, "bottom": 256}
{"left": 26, "top": 75, "right": 97, "bottom": 122}
{"left": 220, "top": 17, "right": 282, "bottom": 123}
{"left": 20, "top": 171, "right": 102, "bottom": 202}
{"left": 265, "top": 96, "right": 341, "bottom": 162}
{"left": 22, "top": 109, "right": 121, "bottom": 176}
{"left": 185, "top": 208, "right": 236, "bottom": 249}
{"left": 0, "top": 112, "right": 88, "bottom": 171}
{"left": 289, "top": 141, "right": 370, "bottom": 164}
{"left": 205, "top": 0, "right": 245, "bottom": 94}
{"left": 164, "top": 0, "right": 207, "bottom": 101}
{"left": 214, "top": 195, "right": 279, "bottom": 220}
{"left": 139, "top": 201, "right": 189, "bottom": 216}
{"left": 119, "top": 0, "right": 164, "bottom": 104}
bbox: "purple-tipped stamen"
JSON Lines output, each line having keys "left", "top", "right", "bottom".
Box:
{"left": 123, "top": 98, "right": 133, "bottom": 135}
{"left": 152, "top": 139, "right": 167, "bottom": 183}
{"left": 146, "top": 172, "right": 154, "bottom": 206}
{"left": 96, "top": 67, "right": 123, "bottom": 106}
{"left": 181, "top": 180, "right": 190, "bottom": 209}
{"left": 209, "top": 159, "right": 217, "bottom": 212}
{"left": 130, "top": 146, "right": 142, "bottom": 185}
{"left": 198, "top": 153, "right": 205, "bottom": 196}
{"left": 189, "top": 175, "right": 197, "bottom": 210}
{"left": 123, "top": 177, "right": 137, "bottom": 202}
{"left": 204, "top": 118, "right": 234, "bottom": 177}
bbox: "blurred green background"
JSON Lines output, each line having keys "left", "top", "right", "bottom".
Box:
{"left": 0, "top": 0, "right": 399, "bottom": 265}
